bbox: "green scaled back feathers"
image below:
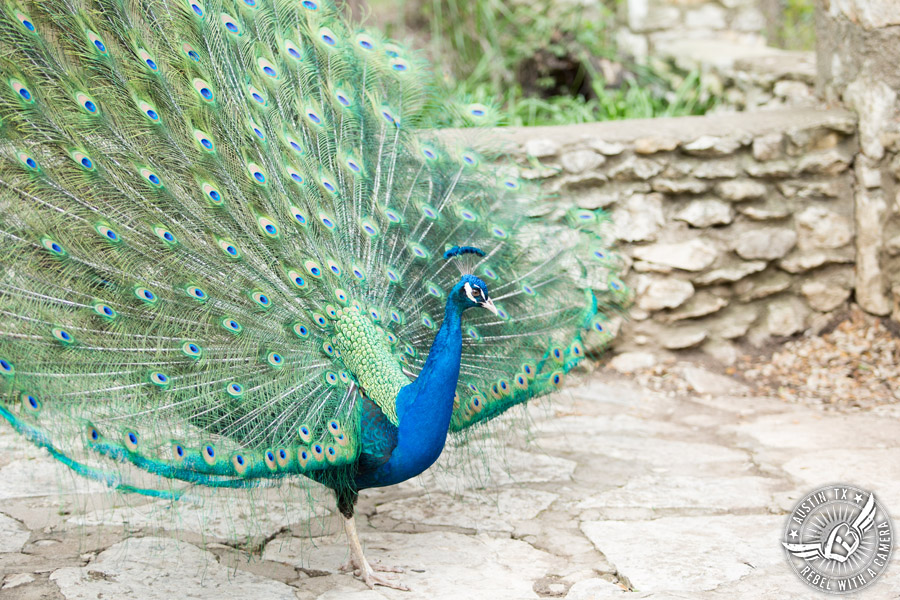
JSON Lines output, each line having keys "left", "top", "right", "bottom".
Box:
{"left": 0, "top": 0, "right": 629, "bottom": 496}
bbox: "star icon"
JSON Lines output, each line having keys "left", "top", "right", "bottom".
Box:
{"left": 854, "top": 493, "right": 863, "bottom": 503}
{"left": 789, "top": 529, "right": 799, "bottom": 539}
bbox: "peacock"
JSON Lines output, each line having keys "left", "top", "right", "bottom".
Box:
{"left": 0, "top": 0, "right": 628, "bottom": 590}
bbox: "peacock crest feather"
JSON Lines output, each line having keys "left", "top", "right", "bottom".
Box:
{"left": 0, "top": 0, "right": 628, "bottom": 577}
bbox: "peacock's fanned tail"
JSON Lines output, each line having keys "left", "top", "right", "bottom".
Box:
{"left": 0, "top": 0, "right": 628, "bottom": 496}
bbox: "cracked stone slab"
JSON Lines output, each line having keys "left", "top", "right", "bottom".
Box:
{"left": 577, "top": 475, "right": 780, "bottom": 514}
{"left": 0, "top": 459, "right": 109, "bottom": 500}
{"left": 782, "top": 449, "right": 900, "bottom": 504}
{"left": 399, "top": 448, "right": 577, "bottom": 494}
{"left": 581, "top": 515, "right": 783, "bottom": 592}
{"left": 264, "top": 530, "right": 555, "bottom": 599}
{"left": 50, "top": 536, "right": 297, "bottom": 600}
{"left": 727, "top": 413, "right": 900, "bottom": 450}
{"left": 0, "top": 513, "right": 30, "bottom": 553}
{"left": 374, "top": 488, "right": 557, "bottom": 533}
{"left": 557, "top": 435, "right": 749, "bottom": 468}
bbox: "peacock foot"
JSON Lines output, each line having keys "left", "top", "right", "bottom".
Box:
{"left": 340, "top": 556, "right": 409, "bottom": 591}
{"left": 341, "top": 514, "right": 410, "bottom": 591}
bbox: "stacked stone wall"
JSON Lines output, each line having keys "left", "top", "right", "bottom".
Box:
{"left": 483, "top": 108, "right": 858, "bottom": 359}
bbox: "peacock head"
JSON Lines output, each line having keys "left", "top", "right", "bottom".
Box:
{"left": 452, "top": 274, "right": 498, "bottom": 315}
{"left": 443, "top": 246, "right": 498, "bottom": 315}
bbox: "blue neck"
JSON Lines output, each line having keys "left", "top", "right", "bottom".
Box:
{"left": 356, "top": 298, "right": 465, "bottom": 488}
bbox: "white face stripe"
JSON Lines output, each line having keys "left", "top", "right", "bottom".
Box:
{"left": 464, "top": 282, "right": 478, "bottom": 303}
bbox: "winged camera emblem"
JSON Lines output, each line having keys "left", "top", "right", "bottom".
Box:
{"left": 783, "top": 494, "right": 877, "bottom": 563}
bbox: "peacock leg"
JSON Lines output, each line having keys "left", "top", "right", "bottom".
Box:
{"left": 341, "top": 514, "right": 409, "bottom": 591}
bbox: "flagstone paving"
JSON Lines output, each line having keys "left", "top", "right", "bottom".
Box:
{"left": 1, "top": 362, "right": 898, "bottom": 599}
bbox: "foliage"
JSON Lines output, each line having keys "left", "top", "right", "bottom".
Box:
{"left": 777, "top": 0, "right": 816, "bottom": 51}
{"left": 365, "top": 0, "right": 717, "bottom": 127}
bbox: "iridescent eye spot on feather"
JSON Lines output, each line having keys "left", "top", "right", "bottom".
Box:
{"left": 550, "top": 346, "right": 564, "bottom": 362}
{"left": 481, "top": 266, "right": 497, "bottom": 280}
{"left": 490, "top": 225, "right": 508, "bottom": 239}
{"left": 187, "top": 0, "right": 205, "bottom": 17}
{"left": 312, "top": 313, "right": 327, "bottom": 328}
{"left": 92, "top": 301, "right": 116, "bottom": 320}
{"left": 181, "top": 341, "right": 202, "bottom": 359}
{"left": 302, "top": 0, "right": 317, "bottom": 9}
{"left": 76, "top": 92, "right": 98, "bottom": 114}
{"left": 461, "top": 151, "right": 479, "bottom": 166}
{"left": 466, "top": 327, "right": 481, "bottom": 341}
{"left": 319, "top": 213, "right": 336, "bottom": 231}
{"left": 338, "top": 371, "right": 350, "bottom": 384}
{"left": 522, "top": 362, "right": 536, "bottom": 379}
{"left": 304, "top": 260, "right": 322, "bottom": 278}
{"left": 335, "top": 91, "right": 351, "bottom": 107}
{"left": 264, "top": 450, "right": 277, "bottom": 470}
{"left": 247, "top": 163, "right": 267, "bottom": 184}
{"left": 322, "top": 342, "right": 335, "bottom": 357}
{"left": 202, "top": 444, "right": 216, "bottom": 465}
{"left": 138, "top": 49, "right": 158, "bottom": 72}
{"left": 368, "top": 307, "right": 380, "bottom": 322}
{"left": 334, "top": 289, "right": 348, "bottom": 305}
{"left": 550, "top": 371, "right": 564, "bottom": 387}
{"left": 172, "top": 442, "right": 186, "bottom": 460}
{"left": 292, "top": 322, "right": 309, "bottom": 338}
{"left": 468, "top": 103, "right": 488, "bottom": 117}
{"left": 325, "top": 305, "right": 338, "bottom": 319}
{"left": 514, "top": 373, "right": 528, "bottom": 389}
{"left": 266, "top": 351, "right": 283, "bottom": 368}
{"left": 570, "top": 341, "right": 584, "bottom": 357}
{"left": 305, "top": 108, "right": 323, "bottom": 126}
{"left": 202, "top": 182, "right": 223, "bottom": 205}
{"left": 10, "top": 80, "right": 34, "bottom": 104}
{"left": 384, "top": 208, "right": 402, "bottom": 224}
{"left": 404, "top": 343, "right": 416, "bottom": 358}
{"left": 51, "top": 326, "right": 74, "bottom": 345}
{"left": 95, "top": 224, "right": 121, "bottom": 243}
{"left": 289, "top": 206, "right": 309, "bottom": 226}
{"left": 217, "top": 238, "right": 241, "bottom": 258}
{"left": 42, "top": 238, "right": 66, "bottom": 257}
{"left": 21, "top": 392, "right": 40, "bottom": 412}
{"left": 86, "top": 31, "right": 108, "bottom": 55}
{"left": 226, "top": 382, "right": 244, "bottom": 397}
{"left": 522, "top": 283, "right": 535, "bottom": 295}
{"left": 276, "top": 449, "right": 289, "bottom": 467}
{"left": 149, "top": 371, "right": 170, "bottom": 388}
{"left": 287, "top": 270, "right": 307, "bottom": 290}
{"left": 285, "top": 134, "right": 304, "bottom": 155}
{"left": 346, "top": 158, "right": 362, "bottom": 173}
{"left": 72, "top": 151, "right": 95, "bottom": 171}
{"left": 422, "top": 147, "right": 437, "bottom": 160}
{"left": 312, "top": 444, "right": 324, "bottom": 460}
{"left": 360, "top": 218, "right": 379, "bottom": 237}
{"left": 327, "top": 260, "right": 342, "bottom": 277}
{"left": 324, "top": 372, "right": 338, "bottom": 386}
{"left": 470, "top": 395, "right": 484, "bottom": 414}
{"left": 458, "top": 208, "right": 478, "bottom": 222}
{"left": 390, "top": 309, "right": 403, "bottom": 324}
{"left": 139, "top": 101, "right": 160, "bottom": 122}
{"left": 140, "top": 168, "right": 162, "bottom": 188}
{"left": 389, "top": 58, "right": 409, "bottom": 72}
{"left": 257, "top": 216, "right": 279, "bottom": 239}
{"left": 15, "top": 12, "right": 36, "bottom": 32}
{"left": 385, "top": 332, "right": 397, "bottom": 344}
{"left": 220, "top": 13, "right": 242, "bottom": 36}
{"left": 193, "top": 129, "right": 215, "bottom": 152}
{"left": 385, "top": 267, "right": 401, "bottom": 284}
{"left": 380, "top": 107, "right": 398, "bottom": 125}
{"left": 384, "top": 43, "right": 402, "bottom": 58}
{"left": 186, "top": 285, "right": 207, "bottom": 302}
{"left": 232, "top": 454, "right": 248, "bottom": 474}
{"left": 421, "top": 314, "right": 434, "bottom": 329}
{"left": 182, "top": 42, "right": 201, "bottom": 62}
{"left": 298, "top": 425, "right": 312, "bottom": 443}
{"left": 16, "top": 151, "right": 39, "bottom": 171}
{"left": 221, "top": 317, "right": 242, "bottom": 334}
{"left": 257, "top": 57, "right": 279, "bottom": 80}
{"left": 192, "top": 78, "right": 214, "bottom": 102}
{"left": 356, "top": 33, "right": 375, "bottom": 50}
{"left": 0, "top": 358, "right": 13, "bottom": 377}
{"left": 408, "top": 242, "right": 430, "bottom": 260}
{"left": 426, "top": 281, "right": 444, "bottom": 299}
{"left": 609, "top": 278, "right": 624, "bottom": 291}
{"left": 318, "top": 27, "right": 337, "bottom": 46}
{"left": 124, "top": 431, "right": 139, "bottom": 451}
{"left": 87, "top": 425, "right": 101, "bottom": 441}
{"left": 284, "top": 40, "right": 302, "bottom": 61}
{"left": 251, "top": 291, "right": 271, "bottom": 309}
{"left": 285, "top": 165, "right": 304, "bottom": 185}
{"left": 135, "top": 287, "right": 158, "bottom": 305}
{"left": 250, "top": 122, "right": 266, "bottom": 141}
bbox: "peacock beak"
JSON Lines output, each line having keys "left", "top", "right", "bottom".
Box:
{"left": 480, "top": 298, "right": 499, "bottom": 315}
